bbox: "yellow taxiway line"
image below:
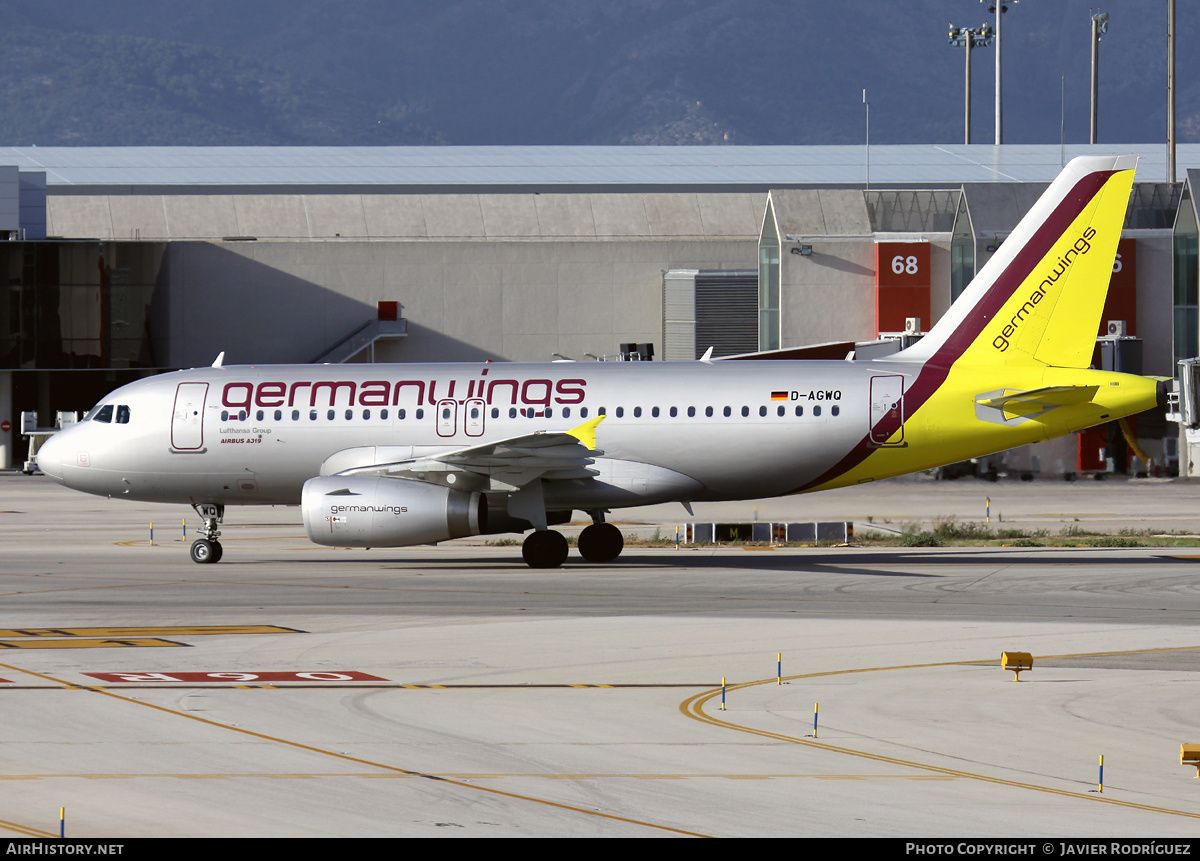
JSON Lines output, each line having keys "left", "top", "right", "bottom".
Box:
{"left": 680, "top": 648, "right": 1200, "bottom": 821}
{"left": 0, "top": 660, "right": 712, "bottom": 838}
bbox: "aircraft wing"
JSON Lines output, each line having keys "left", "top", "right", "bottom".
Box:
{"left": 337, "top": 416, "right": 606, "bottom": 491}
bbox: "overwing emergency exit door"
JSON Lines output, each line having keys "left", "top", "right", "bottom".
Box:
{"left": 464, "top": 398, "right": 485, "bottom": 436}
{"left": 436, "top": 399, "right": 458, "bottom": 437}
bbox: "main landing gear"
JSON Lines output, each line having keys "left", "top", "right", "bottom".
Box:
{"left": 519, "top": 513, "right": 626, "bottom": 569}
{"left": 578, "top": 521, "right": 624, "bottom": 563}
{"left": 522, "top": 529, "right": 569, "bottom": 568}
{"left": 190, "top": 503, "right": 224, "bottom": 564}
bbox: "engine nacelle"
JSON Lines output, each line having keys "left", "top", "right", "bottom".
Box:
{"left": 302, "top": 476, "right": 484, "bottom": 547}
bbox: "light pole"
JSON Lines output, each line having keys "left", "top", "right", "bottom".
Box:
{"left": 948, "top": 22, "right": 994, "bottom": 144}
{"left": 1090, "top": 11, "right": 1109, "bottom": 144}
{"left": 1169, "top": 0, "right": 1176, "bottom": 181}
{"left": 982, "top": 0, "right": 1017, "bottom": 145}
{"left": 863, "top": 88, "right": 870, "bottom": 189}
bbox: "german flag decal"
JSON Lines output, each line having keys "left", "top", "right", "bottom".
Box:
{"left": 771, "top": 391, "right": 789, "bottom": 401}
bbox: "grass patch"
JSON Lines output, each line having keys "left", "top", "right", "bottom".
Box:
{"left": 929, "top": 516, "right": 992, "bottom": 540}
{"left": 1080, "top": 536, "right": 1144, "bottom": 547}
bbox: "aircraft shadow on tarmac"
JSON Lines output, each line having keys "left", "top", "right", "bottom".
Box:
{"left": 226, "top": 547, "right": 1180, "bottom": 578}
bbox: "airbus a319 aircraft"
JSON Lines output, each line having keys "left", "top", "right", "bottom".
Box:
{"left": 37, "top": 155, "right": 1165, "bottom": 568}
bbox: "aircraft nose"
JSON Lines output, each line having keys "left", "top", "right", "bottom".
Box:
{"left": 36, "top": 431, "right": 65, "bottom": 482}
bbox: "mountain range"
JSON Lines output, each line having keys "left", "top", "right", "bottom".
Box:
{"left": 0, "top": 0, "right": 1194, "bottom": 148}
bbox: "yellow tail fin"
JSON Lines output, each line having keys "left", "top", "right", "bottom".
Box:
{"left": 897, "top": 155, "right": 1136, "bottom": 370}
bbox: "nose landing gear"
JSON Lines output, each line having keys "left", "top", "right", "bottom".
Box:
{"left": 190, "top": 538, "right": 222, "bottom": 564}
{"left": 190, "top": 503, "right": 224, "bottom": 564}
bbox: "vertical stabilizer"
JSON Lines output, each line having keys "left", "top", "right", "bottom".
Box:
{"left": 895, "top": 155, "right": 1136, "bottom": 370}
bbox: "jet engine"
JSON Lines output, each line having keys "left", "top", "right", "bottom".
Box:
{"left": 302, "top": 475, "right": 484, "bottom": 547}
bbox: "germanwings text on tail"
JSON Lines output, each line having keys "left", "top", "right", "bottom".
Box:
{"left": 37, "top": 155, "right": 1166, "bottom": 568}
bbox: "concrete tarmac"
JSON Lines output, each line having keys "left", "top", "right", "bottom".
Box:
{"left": 4, "top": 472, "right": 1200, "bottom": 838}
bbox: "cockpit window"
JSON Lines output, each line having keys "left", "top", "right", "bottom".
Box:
{"left": 115, "top": 405, "right": 131, "bottom": 424}
{"left": 91, "top": 404, "right": 114, "bottom": 423}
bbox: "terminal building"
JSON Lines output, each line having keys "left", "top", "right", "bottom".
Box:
{"left": 2, "top": 144, "right": 1198, "bottom": 475}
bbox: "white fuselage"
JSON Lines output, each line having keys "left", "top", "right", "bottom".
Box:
{"left": 38, "top": 359, "right": 886, "bottom": 509}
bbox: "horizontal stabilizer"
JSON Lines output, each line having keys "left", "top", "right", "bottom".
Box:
{"left": 976, "top": 385, "right": 1098, "bottom": 421}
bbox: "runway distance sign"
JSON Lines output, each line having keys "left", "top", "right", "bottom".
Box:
{"left": 85, "top": 671, "right": 386, "bottom": 683}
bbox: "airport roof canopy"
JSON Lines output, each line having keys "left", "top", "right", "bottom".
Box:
{"left": 1, "top": 144, "right": 1194, "bottom": 195}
